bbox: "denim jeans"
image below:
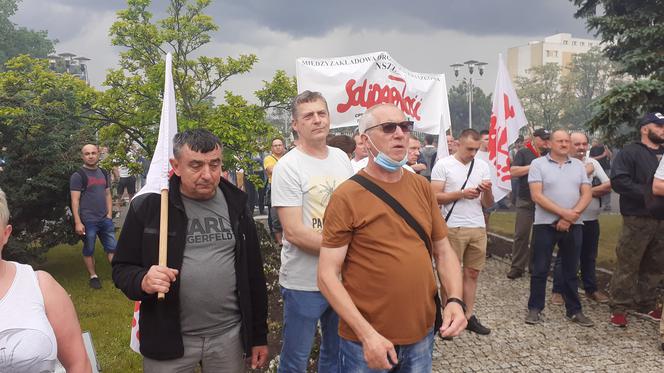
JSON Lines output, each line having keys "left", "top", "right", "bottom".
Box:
{"left": 338, "top": 328, "right": 434, "bottom": 373}
{"left": 553, "top": 220, "right": 600, "bottom": 295}
{"left": 278, "top": 288, "right": 339, "bottom": 373}
{"left": 528, "top": 224, "right": 582, "bottom": 317}
{"left": 82, "top": 217, "right": 117, "bottom": 256}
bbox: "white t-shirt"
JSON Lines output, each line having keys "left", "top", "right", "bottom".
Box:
{"left": 581, "top": 157, "right": 610, "bottom": 222}
{"left": 656, "top": 156, "right": 664, "bottom": 180}
{"left": 350, "top": 157, "right": 368, "bottom": 173}
{"left": 271, "top": 146, "right": 353, "bottom": 290}
{"left": 431, "top": 156, "right": 491, "bottom": 228}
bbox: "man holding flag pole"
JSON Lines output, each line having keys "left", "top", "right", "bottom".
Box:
{"left": 112, "top": 53, "right": 269, "bottom": 372}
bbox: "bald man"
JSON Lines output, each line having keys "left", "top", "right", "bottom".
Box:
{"left": 70, "top": 144, "right": 116, "bottom": 289}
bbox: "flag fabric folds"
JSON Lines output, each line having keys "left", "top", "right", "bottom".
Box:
{"left": 130, "top": 52, "right": 178, "bottom": 354}
{"left": 487, "top": 54, "right": 528, "bottom": 202}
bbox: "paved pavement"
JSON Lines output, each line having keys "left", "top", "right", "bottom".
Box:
{"left": 432, "top": 256, "right": 663, "bottom": 372}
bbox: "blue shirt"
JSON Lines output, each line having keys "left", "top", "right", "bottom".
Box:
{"left": 528, "top": 154, "right": 590, "bottom": 225}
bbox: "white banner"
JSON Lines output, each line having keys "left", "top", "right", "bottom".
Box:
{"left": 488, "top": 54, "right": 528, "bottom": 201}
{"left": 296, "top": 51, "right": 450, "bottom": 135}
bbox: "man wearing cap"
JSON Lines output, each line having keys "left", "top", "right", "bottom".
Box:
{"left": 506, "top": 128, "right": 550, "bottom": 279}
{"left": 608, "top": 112, "right": 664, "bottom": 327}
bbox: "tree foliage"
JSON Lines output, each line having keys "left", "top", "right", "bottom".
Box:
{"left": 515, "top": 63, "right": 566, "bottom": 130}
{"left": 571, "top": 0, "right": 664, "bottom": 144}
{"left": 447, "top": 81, "right": 492, "bottom": 135}
{"left": 93, "top": 0, "right": 296, "bottom": 173}
{"left": 0, "top": 0, "right": 55, "bottom": 68}
{"left": 0, "top": 55, "right": 97, "bottom": 263}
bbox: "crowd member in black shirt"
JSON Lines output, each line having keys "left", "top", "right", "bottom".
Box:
{"left": 506, "top": 128, "right": 550, "bottom": 279}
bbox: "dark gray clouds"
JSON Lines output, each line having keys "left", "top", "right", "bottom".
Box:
{"left": 14, "top": 0, "right": 590, "bottom": 44}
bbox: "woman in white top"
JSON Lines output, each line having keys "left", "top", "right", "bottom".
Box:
{"left": 0, "top": 188, "right": 91, "bottom": 373}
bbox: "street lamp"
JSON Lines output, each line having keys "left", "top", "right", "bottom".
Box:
{"left": 450, "top": 60, "right": 487, "bottom": 129}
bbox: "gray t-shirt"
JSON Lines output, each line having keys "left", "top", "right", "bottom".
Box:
{"left": 179, "top": 188, "right": 240, "bottom": 336}
{"left": 69, "top": 167, "right": 110, "bottom": 223}
{"left": 528, "top": 154, "right": 590, "bottom": 225}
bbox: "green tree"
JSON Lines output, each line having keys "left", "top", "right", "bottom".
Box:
{"left": 0, "top": 55, "right": 97, "bottom": 263}
{"left": 571, "top": 0, "right": 664, "bottom": 144}
{"left": 560, "top": 48, "right": 623, "bottom": 127}
{"left": 93, "top": 0, "right": 295, "bottom": 174}
{"left": 515, "top": 63, "right": 566, "bottom": 129}
{"left": 447, "top": 81, "right": 492, "bottom": 136}
{"left": 0, "top": 0, "right": 55, "bottom": 68}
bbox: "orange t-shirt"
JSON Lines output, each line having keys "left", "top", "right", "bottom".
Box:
{"left": 322, "top": 170, "right": 448, "bottom": 344}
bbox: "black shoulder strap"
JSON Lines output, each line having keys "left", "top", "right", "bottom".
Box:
{"left": 444, "top": 159, "right": 475, "bottom": 222}
{"left": 77, "top": 167, "right": 109, "bottom": 192}
{"left": 76, "top": 168, "right": 89, "bottom": 193}
{"left": 349, "top": 173, "right": 443, "bottom": 331}
{"left": 350, "top": 174, "right": 432, "bottom": 254}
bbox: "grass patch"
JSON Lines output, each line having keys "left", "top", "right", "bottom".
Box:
{"left": 489, "top": 211, "right": 621, "bottom": 270}
{"left": 39, "top": 241, "right": 141, "bottom": 372}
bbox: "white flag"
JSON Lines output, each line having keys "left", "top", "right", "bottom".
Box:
{"left": 130, "top": 52, "right": 178, "bottom": 354}
{"left": 135, "top": 52, "right": 178, "bottom": 197}
{"left": 488, "top": 54, "right": 528, "bottom": 202}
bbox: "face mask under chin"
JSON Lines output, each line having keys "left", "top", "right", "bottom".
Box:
{"left": 364, "top": 134, "right": 408, "bottom": 173}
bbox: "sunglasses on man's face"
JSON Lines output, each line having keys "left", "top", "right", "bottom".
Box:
{"left": 366, "top": 121, "right": 414, "bottom": 134}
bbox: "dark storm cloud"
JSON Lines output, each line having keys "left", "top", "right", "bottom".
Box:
{"left": 208, "top": 0, "right": 591, "bottom": 38}
{"left": 13, "top": 0, "right": 591, "bottom": 44}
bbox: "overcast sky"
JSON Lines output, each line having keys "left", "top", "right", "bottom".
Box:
{"left": 12, "top": 0, "right": 593, "bottom": 100}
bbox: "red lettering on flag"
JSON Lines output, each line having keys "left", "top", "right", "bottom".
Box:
{"left": 337, "top": 75, "right": 422, "bottom": 120}
{"left": 489, "top": 94, "right": 516, "bottom": 182}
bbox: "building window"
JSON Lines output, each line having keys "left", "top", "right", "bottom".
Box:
{"left": 573, "top": 41, "right": 577, "bottom": 46}
{"left": 580, "top": 42, "right": 585, "bottom": 46}
{"left": 563, "top": 40, "right": 568, "bottom": 45}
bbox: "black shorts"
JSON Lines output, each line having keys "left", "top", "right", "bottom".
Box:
{"left": 117, "top": 176, "right": 136, "bottom": 196}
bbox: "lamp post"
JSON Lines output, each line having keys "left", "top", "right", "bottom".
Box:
{"left": 450, "top": 60, "right": 487, "bottom": 129}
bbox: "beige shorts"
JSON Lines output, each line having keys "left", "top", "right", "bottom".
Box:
{"left": 447, "top": 227, "right": 487, "bottom": 271}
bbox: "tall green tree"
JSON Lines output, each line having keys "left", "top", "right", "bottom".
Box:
{"left": 0, "top": 0, "right": 55, "bottom": 68}
{"left": 93, "top": 0, "right": 295, "bottom": 173}
{"left": 447, "top": 81, "right": 492, "bottom": 135}
{"left": 0, "top": 55, "right": 97, "bottom": 263}
{"left": 571, "top": 0, "right": 664, "bottom": 144}
{"left": 515, "top": 63, "right": 566, "bottom": 130}
{"left": 560, "top": 47, "right": 623, "bottom": 127}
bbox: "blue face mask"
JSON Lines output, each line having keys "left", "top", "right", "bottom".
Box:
{"left": 364, "top": 135, "right": 408, "bottom": 173}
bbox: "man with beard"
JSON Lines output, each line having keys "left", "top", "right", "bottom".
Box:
{"left": 609, "top": 112, "right": 664, "bottom": 327}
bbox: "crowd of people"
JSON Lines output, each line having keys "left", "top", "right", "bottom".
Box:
{"left": 1, "top": 88, "right": 662, "bottom": 372}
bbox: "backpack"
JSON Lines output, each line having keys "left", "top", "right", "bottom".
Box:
{"left": 74, "top": 167, "right": 109, "bottom": 192}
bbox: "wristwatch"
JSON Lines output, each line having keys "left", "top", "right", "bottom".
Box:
{"left": 446, "top": 297, "right": 467, "bottom": 313}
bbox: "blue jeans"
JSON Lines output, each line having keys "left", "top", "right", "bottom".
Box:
{"left": 528, "top": 224, "right": 582, "bottom": 317}
{"left": 278, "top": 288, "right": 339, "bottom": 373}
{"left": 339, "top": 328, "right": 434, "bottom": 372}
{"left": 553, "top": 220, "right": 600, "bottom": 295}
{"left": 82, "top": 217, "right": 116, "bottom": 256}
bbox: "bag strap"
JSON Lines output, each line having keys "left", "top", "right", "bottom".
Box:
{"left": 444, "top": 158, "right": 475, "bottom": 222}
{"left": 350, "top": 174, "right": 432, "bottom": 254}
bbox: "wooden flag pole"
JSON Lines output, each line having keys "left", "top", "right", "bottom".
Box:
{"left": 157, "top": 189, "right": 169, "bottom": 300}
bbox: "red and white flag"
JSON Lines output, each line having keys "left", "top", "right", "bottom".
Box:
{"left": 488, "top": 54, "right": 528, "bottom": 202}
{"left": 130, "top": 52, "right": 179, "bottom": 354}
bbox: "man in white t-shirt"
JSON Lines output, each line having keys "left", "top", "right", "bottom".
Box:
{"left": 431, "top": 128, "right": 494, "bottom": 336}
{"left": 550, "top": 132, "right": 611, "bottom": 305}
{"left": 271, "top": 91, "right": 353, "bottom": 372}
{"left": 350, "top": 133, "right": 368, "bottom": 173}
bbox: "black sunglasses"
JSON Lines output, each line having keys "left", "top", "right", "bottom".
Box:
{"left": 366, "top": 120, "right": 414, "bottom": 134}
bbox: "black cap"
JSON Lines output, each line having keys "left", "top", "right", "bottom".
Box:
{"left": 639, "top": 112, "right": 664, "bottom": 127}
{"left": 533, "top": 128, "right": 550, "bottom": 140}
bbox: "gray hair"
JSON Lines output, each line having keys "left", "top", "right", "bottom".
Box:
{"left": 291, "top": 90, "right": 328, "bottom": 119}
{"left": 173, "top": 129, "right": 222, "bottom": 159}
{"left": 0, "top": 187, "right": 8, "bottom": 227}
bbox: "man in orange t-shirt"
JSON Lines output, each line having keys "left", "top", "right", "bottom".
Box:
{"left": 318, "top": 103, "right": 467, "bottom": 372}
